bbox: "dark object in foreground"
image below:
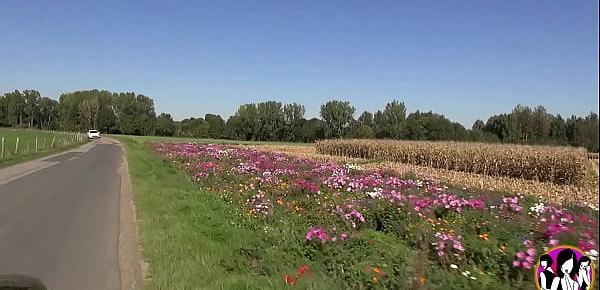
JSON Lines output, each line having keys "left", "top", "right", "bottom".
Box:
{"left": 0, "top": 275, "right": 46, "bottom": 290}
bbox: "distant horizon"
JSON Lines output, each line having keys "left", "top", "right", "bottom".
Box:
{"left": 1, "top": 0, "right": 598, "bottom": 127}
{"left": 1, "top": 87, "right": 597, "bottom": 128}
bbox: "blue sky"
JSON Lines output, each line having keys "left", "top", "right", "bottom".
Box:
{"left": 1, "top": 0, "right": 598, "bottom": 126}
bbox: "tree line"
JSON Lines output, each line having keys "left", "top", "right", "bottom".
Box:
{"left": 1, "top": 89, "right": 598, "bottom": 152}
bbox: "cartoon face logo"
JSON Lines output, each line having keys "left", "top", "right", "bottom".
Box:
{"left": 535, "top": 246, "right": 595, "bottom": 290}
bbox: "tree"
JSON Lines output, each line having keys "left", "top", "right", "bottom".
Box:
{"left": 404, "top": 111, "right": 426, "bottom": 140}
{"left": 380, "top": 100, "right": 407, "bottom": 139}
{"left": 472, "top": 120, "right": 485, "bottom": 131}
{"left": 485, "top": 114, "right": 520, "bottom": 142}
{"left": 257, "top": 101, "right": 285, "bottom": 141}
{"left": 58, "top": 90, "right": 118, "bottom": 132}
{"left": 357, "top": 111, "right": 374, "bottom": 128}
{"left": 154, "top": 113, "right": 176, "bottom": 136}
{"left": 205, "top": 114, "right": 226, "bottom": 139}
{"left": 511, "top": 104, "right": 532, "bottom": 142}
{"left": 38, "top": 97, "right": 59, "bottom": 129}
{"left": 299, "top": 118, "right": 325, "bottom": 142}
{"left": 283, "top": 103, "right": 305, "bottom": 142}
{"left": 320, "top": 100, "right": 355, "bottom": 138}
{"left": 111, "top": 92, "right": 156, "bottom": 135}
{"left": 567, "top": 113, "right": 599, "bottom": 152}
{"left": 4, "top": 90, "right": 26, "bottom": 127}
{"left": 0, "top": 95, "right": 7, "bottom": 126}
{"left": 373, "top": 110, "right": 386, "bottom": 138}
{"left": 22, "top": 90, "right": 41, "bottom": 128}
{"left": 79, "top": 96, "right": 100, "bottom": 130}
{"left": 349, "top": 124, "right": 375, "bottom": 139}
{"left": 235, "top": 103, "right": 260, "bottom": 141}
{"left": 531, "top": 105, "right": 551, "bottom": 142}
{"left": 177, "top": 117, "right": 209, "bottom": 137}
{"left": 549, "top": 114, "right": 568, "bottom": 145}
{"left": 224, "top": 115, "right": 244, "bottom": 140}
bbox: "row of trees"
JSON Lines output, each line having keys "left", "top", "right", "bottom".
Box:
{"left": 0, "top": 90, "right": 157, "bottom": 135}
{"left": 1, "top": 89, "right": 598, "bottom": 151}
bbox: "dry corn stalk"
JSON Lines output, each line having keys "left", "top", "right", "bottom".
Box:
{"left": 315, "top": 139, "right": 593, "bottom": 186}
{"left": 250, "top": 143, "right": 598, "bottom": 207}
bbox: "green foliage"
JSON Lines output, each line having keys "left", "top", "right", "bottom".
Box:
{"left": 205, "top": 114, "right": 226, "bottom": 139}
{"left": 349, "top": 125, "right": 375, "bottom": 139}
{"left": 357, "top": 111, "right": 374, "bottom": 127}
{"left": 154, "top": 113, "right": 176, "bottom": 136}
{"left": 379, "top": 100, "right": 407, "bottom": 139}
{"left": 177, "top": 117, "right": 209, "bottom": 138}
{"left": 299, "top": 118, "right": 326, "bottom": 142}
{"left": 1, "top": 89, "right": 597, "bottom": 151}
{"left": 320, "top": 100, "right": 355, "bottom": 138}
{"left": 283, "top": 103, "right": 306, "bottom": 142}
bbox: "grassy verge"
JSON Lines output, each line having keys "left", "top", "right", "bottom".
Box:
{"left": 118, "top": 136, "right": 319, "bottom": 289}
{"left": 0, "top": 128, "right": 87, "bottom": 168}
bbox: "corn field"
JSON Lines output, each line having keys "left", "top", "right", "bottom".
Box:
{"left": 316, "top": 139, "right": 593, "bottom": 186}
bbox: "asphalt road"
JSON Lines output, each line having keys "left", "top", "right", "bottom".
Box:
{"left": 0, "top": 139, "right": 123, "bottom": 290}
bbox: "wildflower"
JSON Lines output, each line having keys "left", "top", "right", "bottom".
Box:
{"left": 306, "top": 227, "right": 330, "bottom": 243}
{"left": 450, "top": 264, "right": 458, "bottom": 269}
{"left": 335, "top": 204, "right": 366, "bottom": 228}
{"left": 513, "top": 241, "right": 536, "bottom": 270}
{"left": 479, "top": 233, "right": 489, "bottom": 241}
{"left": 283, "top": 275, "right": 296, "bottom": 286}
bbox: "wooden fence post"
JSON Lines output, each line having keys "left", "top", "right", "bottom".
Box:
{"left": 1, "top": 137, "right": 4, "bottom": 159}
{"left": 36, "top": 137, "right": 38, "bottom": 151}
{"left": 15, "top": 137, "right": 19, "bottom": 154}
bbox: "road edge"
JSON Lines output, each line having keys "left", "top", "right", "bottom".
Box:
{"left": 113, "top": 138, "right": 147, "bottom": 290}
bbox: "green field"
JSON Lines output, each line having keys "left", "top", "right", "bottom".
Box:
{"left": 0, "top": 128, "right": 87, "bottom": 167}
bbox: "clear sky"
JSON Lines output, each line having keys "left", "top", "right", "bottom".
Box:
{"left": 1, "top": 0, "right": 598, "bottom": 126}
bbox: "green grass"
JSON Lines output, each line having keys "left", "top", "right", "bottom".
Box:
{"left": 117, "top": 135, "right": 436, "bottom": 290}
{"left": 118, "top": 136, "right": 299, "bottom": 289}
{"left": 0, "top": 128, "right": 87, "bottom": 167}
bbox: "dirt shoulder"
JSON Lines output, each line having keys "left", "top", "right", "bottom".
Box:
{"left": 109, "top": 137, "right": 146, "bottom": 290}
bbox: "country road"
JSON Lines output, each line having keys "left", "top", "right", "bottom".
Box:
{"left": 0, "top": 138, "right": 129, "bottom": 290}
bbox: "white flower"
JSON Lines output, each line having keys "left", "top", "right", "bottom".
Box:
{"left": 450, "top": 264, "right": 458, "bottom": 269}
{"left": 367, "top": 191, "right": 383, "bottom": 199}
{"left": 345, "top": 163, "right": 363, "bottom": 171}
{"left": 470, "top": 276, "right": 477, "bottom": 280}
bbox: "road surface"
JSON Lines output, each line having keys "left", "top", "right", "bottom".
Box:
{"left": 0, "top": 139, "right": 124, "bottom": 290}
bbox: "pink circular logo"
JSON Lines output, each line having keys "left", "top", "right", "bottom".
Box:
{"left": 535, "top": 245, "right": 594, "bottom": 290}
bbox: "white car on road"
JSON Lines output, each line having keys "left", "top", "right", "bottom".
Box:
{"left": 87, "top": 130, "right": 101, "bottom": 139}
